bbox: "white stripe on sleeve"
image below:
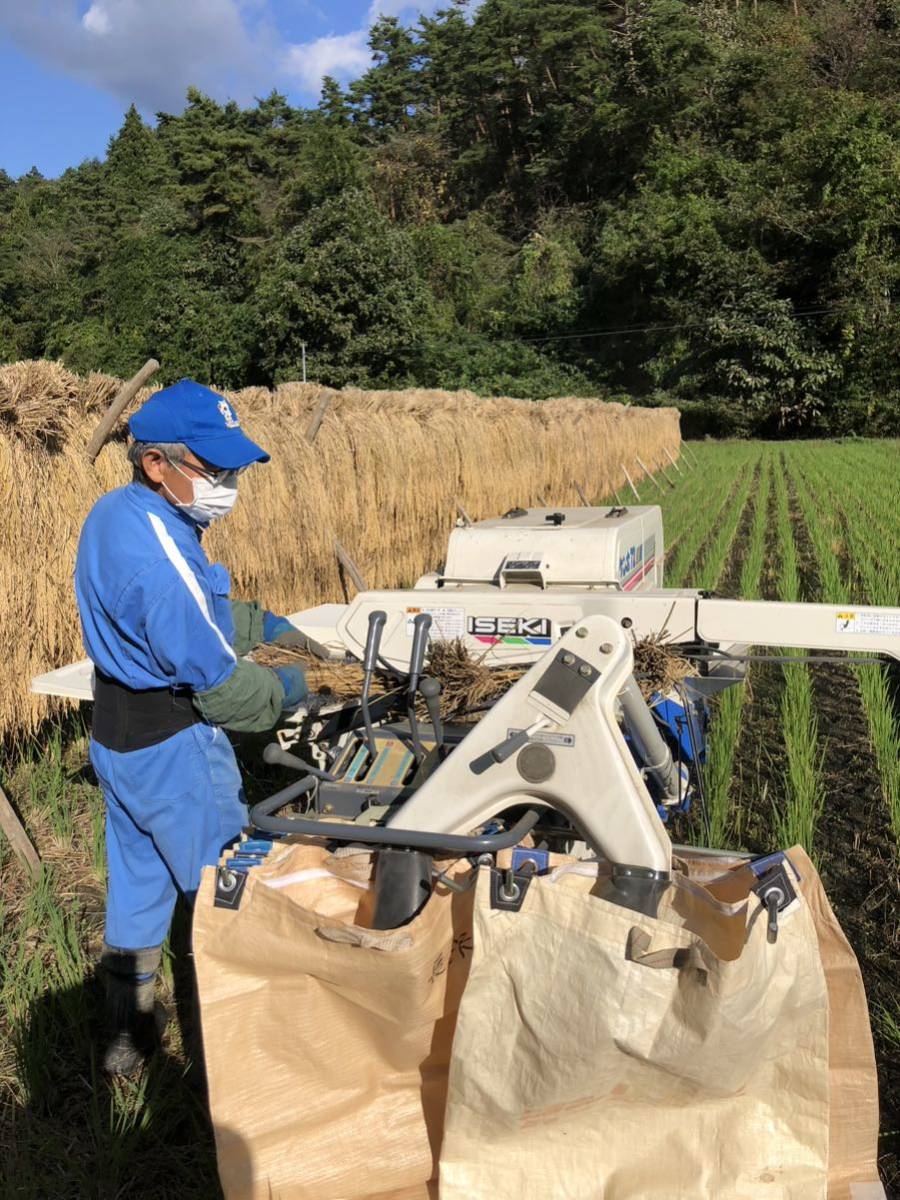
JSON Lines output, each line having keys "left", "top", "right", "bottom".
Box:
{"left": 146, "top": 512, "right": 236, "bottom": 662}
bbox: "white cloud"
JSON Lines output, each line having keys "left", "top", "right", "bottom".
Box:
{"left": 281, "top": 1, "right": 448, "bottom": 96}
{"left": 0, "top": 0, "right": 281, "bottom": 112}
{"left": 81, "top": 3, "right": 111, "bottom": 35}
{"left": 282, "top": 29, "right": 370, "bottom": 92}
{"left": 366, "top": 0, "right": 442, "bottom": 22}
{"left": 0, "top": 0, "right": 472, "bottom": 114}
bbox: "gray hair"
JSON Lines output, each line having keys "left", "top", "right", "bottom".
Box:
{"left": 127, "top": 440, "right": 189, "bottom": 482}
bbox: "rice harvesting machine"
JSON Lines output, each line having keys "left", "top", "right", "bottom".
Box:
{"left": 32, "top": 501, "right": 899, "bottom": 1194}
{"left": 221, "top": 501, "right": 898, "bottom": 922}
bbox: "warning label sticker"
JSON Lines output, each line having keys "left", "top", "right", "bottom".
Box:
{"left": 405, "top": 606, "right": 466, "bottom": 640}
{"left": 835, "top": 610, "right": 900, "bottom": 636}
{"left": 507, "top": 729, "right": 575, "bottom": 748}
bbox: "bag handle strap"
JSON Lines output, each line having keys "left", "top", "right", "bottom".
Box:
{"left": 626, "top": 927, "right": 707, "bottom": 978}
{"left": 315, "top": 925, "right": 414, "bottom": 952}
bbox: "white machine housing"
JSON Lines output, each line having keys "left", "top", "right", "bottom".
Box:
{"left": 436, "top": 505, "right": 663, "bottom": 592}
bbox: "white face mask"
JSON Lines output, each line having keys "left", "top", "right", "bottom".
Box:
{"left": 163, "top": 459, "right": 239, "bottom": 524}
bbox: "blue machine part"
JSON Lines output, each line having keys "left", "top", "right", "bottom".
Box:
{"left": 653, "top": 693, "right": 709, "bottom": 767}
{"left": 622, "top": 690, "right": 709, "bottom": 821}
{"left": 512, "top": 846, "right": 550, "bottom": 874}
{"left": 226, "top": 837, "right": 276, "bottom": 873}
{"left": 240, "top": 839, "right": 275, "bottom": 854}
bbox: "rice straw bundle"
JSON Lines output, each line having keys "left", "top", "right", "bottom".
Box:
{"left": 250, "top": 644, "right": 387, "bottom": 701}
{"left": 251, "top": 634, "right": 694, "bottom": 718}
{"left": 250, "top": 638, "right": 520, "bottom": 719}
{"left": 632, "top": 634, "right": 693, "bottom": 699}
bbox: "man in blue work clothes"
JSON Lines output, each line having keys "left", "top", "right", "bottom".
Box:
{"left": 75, "top": 379, "right": 308, "bottom": 1075}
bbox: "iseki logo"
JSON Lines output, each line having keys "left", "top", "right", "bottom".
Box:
{"left": 468, "top": 616, "right": 553, "bottom": 637}
{"left": 218, "top": 399, "right": 240, "bottom": 429}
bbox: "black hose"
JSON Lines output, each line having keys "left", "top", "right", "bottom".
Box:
{"left": 249, "top": 802, "right": 541, "bottom": 853}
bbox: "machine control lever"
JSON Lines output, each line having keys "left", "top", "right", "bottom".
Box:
{"left": 408, "top": 613, "right": 432, "bottom": 689}
{"left": 361, "top": 610, "right": 387, "bottom": 762}
{"left": 363, "top": 610, "right": 387, "bottom": 674}
{"left": 407, "top": 614, "right": 432, "bottom": 765}
{"left": 418, "top": 675, "right": 445, "bottom": 758}
{"left": 263, "top": 743, "right": 337, "bottom": 781}
{"left": 489, "top": 717, "right": 551, "bottom": 765}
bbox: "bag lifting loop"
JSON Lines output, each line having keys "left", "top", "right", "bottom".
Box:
{"left": 626, "top": 927, "right": 708, "bottom": 980}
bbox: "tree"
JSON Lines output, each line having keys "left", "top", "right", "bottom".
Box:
{"left": 349, "top": 17, "right": 421, "bottom": 134}
{"left": 253, "top": 189, "right": 431, "bottom": 386}
{"left": 319, "top": 77, "right": 352, "bottom": 126}
{"left": 0, "top": 0, "right": 897, "bottom": 431}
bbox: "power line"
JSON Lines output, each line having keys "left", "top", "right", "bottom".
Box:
{"left": 306, "top": 299, "right": 893, "bottom": 358}
{"left": 520, "top": 304, "right": 860, "bottom": 344}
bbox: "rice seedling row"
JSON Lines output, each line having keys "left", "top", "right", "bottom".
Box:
{"left": 769, "top": 457, "right": 826, "bottom": 858}
{"left": 786, "top": 448, "right": 900, "bottom": 844}
{"left": 701, "top": 449, "right": 773, "bottom": 848}
{"left": 778, "top": 444, "right": 900, "bottom": 1187}
{"left": 664, "top": 450, "right": 758, "bottom": 587}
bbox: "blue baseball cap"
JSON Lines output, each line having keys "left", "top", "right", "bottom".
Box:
{"left": 128, "top": 379, "right": 270, "bottom": 469}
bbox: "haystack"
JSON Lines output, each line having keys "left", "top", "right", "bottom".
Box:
{"left": 0, "top": 360, "right": 681, "bottom": 741}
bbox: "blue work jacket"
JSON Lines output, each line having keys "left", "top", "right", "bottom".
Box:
{"left": 75, "top": 483, "right": 238, "bottom": 692}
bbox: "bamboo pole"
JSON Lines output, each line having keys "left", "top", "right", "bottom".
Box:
{"left": 304, "top": 391, "right": 333, "bottom": 444}
{"left": 333, "top": 538, "right": 367, "bottom": 594}
{"left": 658, "top": 461, "right": 676, "bottom": 488}
{"left": 635, "top": 456, "right": 663, "bottom": 494}
{"left": 0, "top": 784, "right": 40, "bottom": 875}
{"left": 663, "top": 446, "right": 683, "bottom": 473}
{"left": 85, "top": 358, "right": 159, "bottom": 462}
{"left": 455, "top": 498, "right": 473, "bottom": 526}
{"left": 574, "top": 481, "right": 590, "bottom": 506}
{"left": 621, "top": 464, "right": 641, "bottom": 502}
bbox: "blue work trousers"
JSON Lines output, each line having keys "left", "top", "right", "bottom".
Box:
{"left": 90, "top": 723, "right": 248, "bottom": 951}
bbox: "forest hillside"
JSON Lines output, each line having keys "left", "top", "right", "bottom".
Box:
{"left": 1, "top": 0, "right": 897, "bottom": 435}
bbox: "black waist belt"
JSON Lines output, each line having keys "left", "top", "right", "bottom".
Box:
{"left": 92, "top": 672, "right": 202, "bottom": 752}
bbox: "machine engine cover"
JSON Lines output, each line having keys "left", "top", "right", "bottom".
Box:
{"left": 441, "top": 506, "right": 663, "bottom": 591}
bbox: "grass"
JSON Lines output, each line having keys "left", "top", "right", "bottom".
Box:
{"left": 0, "top": 719, "right": 219, "bottom": 1198}
{"left": 700, "top": 449, "right": 772, "bottom": 848}
{"left": 786, "top": 446, "right": 900, "bottom": 844}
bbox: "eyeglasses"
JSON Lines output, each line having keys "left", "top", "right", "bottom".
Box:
{"left": 171, "top": 456, "right": 248, "bottom": 487}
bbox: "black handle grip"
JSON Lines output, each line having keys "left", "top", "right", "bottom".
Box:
{"left": 418, "top": 675, "right": 444, "bottom": 751}
{"left": 408, "top": 612, "right": 432, "bottom": 689}
{"left": 263, "top": 743, "right": 336, "bottom": 781}
{"left": 363, "top": 610, "right": 387, "bottom": 673}
{"left": 490, "top": 728, "right": 530, "bottom": 764}
{"left": 249, "top": 802, "right": 541, "bottom": 853}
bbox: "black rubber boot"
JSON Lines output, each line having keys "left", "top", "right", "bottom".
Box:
{"left": 100, "top": 943, "right": 167, "bottom": 1076}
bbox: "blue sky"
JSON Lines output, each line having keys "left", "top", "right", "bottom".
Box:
{"left": 0, "top": 1, "right": 447, "bottom": 179}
